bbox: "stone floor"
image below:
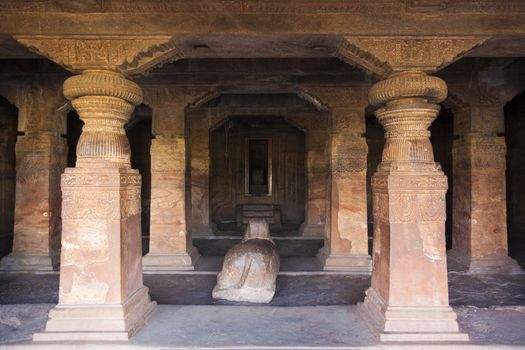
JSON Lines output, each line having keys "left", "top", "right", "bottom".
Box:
{"left": 1, "top": 304, "right": 525, "bottom": 349}
{"left": 0, "top": 248, "right": 524, "bottom": 348}
{"left": 0, "top": 259, "right": 524, "bottom": 306}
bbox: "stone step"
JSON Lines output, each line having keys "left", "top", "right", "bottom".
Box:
{"left": 192, "top": 236, "right": 324, "bottom": 257}
{"left": 242, "top": 204, "right": 277, "bottom": 211}
{"left": 242, "top": 210, "right": 275, "bottom": 217}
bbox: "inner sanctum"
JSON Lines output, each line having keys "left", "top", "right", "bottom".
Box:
{"left": 1, "top": 1, "right": 525, "bottom": 348}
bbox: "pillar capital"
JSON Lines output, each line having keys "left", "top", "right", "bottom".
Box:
{"left": 15, "top": 35, "right": 182, "bottom": 76}
{"left": 0, "top": 78, "right": 66, "bottom": 134}
{"left": 63, "top": 70, "right": 141, "bottom": 168}
{"left": 337, "top": 37, "right": 487, "bottom": 77}
{"left": 304, "top": 86, "right": 367, "bottom": 136}
{"left": 447, "top": 88, "right": 507, "bottom": 137}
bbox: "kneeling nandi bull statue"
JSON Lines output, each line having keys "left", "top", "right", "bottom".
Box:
{"left": 212, "top": 218, "right": 280, "bottom": 303}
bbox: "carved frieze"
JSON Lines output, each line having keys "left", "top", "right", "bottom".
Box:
{"left": 61, "top": 172, "right": 141, "bottom": 187}
{"left": 3, "top": 0, "right": 525, "bottom": 14}
{"left": 62, "top": 188, "right": 140, "bottom": 220}
{"left": 337, "top": 37, "right": 488, "bottom": 76}
{"left": 330, "top": 137, "right": 367, "bottom": 174}
{"left": 372, "top": 174, "right": 448, "bottom": 191}
{"left": 15, "top": 36, "right": 182, "bottom": 75}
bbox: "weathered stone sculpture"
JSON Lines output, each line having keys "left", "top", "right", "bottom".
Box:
{"left": 213, "top": 219, "right": 280, "bottom": 303}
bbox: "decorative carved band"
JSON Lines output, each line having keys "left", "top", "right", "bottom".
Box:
{"left": 338, "top": 37, "right": 487, "bottom": 77}
{"left": 62, "top": 189, "right": 141, "bottom": 220}
{"left": 15, "top": 36, "right": 182, "bottom": 75}
{"left": 62, "top": 172, "right": 142, "bottom": 187}
{"left": 330, "top": 136, "right": 367, "bottom": 174}
{"left": 368, "top": 71, "right": 447, "bottom": 106}
{"left": 63, "top": 70, "right": 142, "bottom": 168}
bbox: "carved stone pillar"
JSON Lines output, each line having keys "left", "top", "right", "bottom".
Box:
{"left": 143, "top": 133, "right": 200, "bottom": 271}
{"left": 305, "top": 87, "right": 370, "bottom": 272}
{"left": 0, "top": 83, "right": 67, "bottom": 273}
{"left": 337, "top": 37, "right": 487, "bottom": 341}
{"left": 363, "top": 71, "right": 466, "bottom": 341}
{"left": 142, "top": 88, "right": 211, "bottom": 271}
{"left": 450, "top": 104, "right": 521, "bottom": 273}
{"left": 15, "top": 35, "right": 183, "bottom": 341}
{"left": 191, "top": 111, "right": 213, "bottom": 236}
{"left": 32, "top": 69, "right": 156, "bottom": 341}
{"left": 300, "top": 128, "right": 328, "bottom": 236}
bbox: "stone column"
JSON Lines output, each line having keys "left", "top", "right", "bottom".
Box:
{"left": 33, "top": 70, "right": 156, "bottom": 341}
{"left": 319, "top": 108, "right": 371, "bottom": 272}
{"left": 300, "top": 128, "right": 328, "bottom": 236}
{"left": 143, "top": 88, "right": 211, "bottom": 271}
{"left": 450, "top": 104, "right": 521, "bottom": 273}
{"left": 14, "top": 34, "right": 184, "bottom": 342}
{"left": 335, "top": 37, "right": 486, "bottom": 341}
{"left": 143, "top": 134, "right": 200, "bottom": 271}
{"left": 191, "top": 111, "right": 213, "bottom": 236}
{"left": 360, "top": 70, "right": 467, "bottom": 341}
{"left": 305, "top": 87, "right": 370, "bottom": 272}
{"left": 0, "top": 84, "right": 67, "bottom": 273}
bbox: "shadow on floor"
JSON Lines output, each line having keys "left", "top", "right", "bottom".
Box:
{"left": 0, "top": 268, "right": 524, "bottom": 307}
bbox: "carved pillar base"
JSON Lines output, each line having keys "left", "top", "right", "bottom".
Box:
{"left": 299, "top": 224, "right": 325, "bottom": 236}
{"left": 143, "top": 247, "right": 200, "bottom": 272}
{"left": 359, "top": 288, "right": 468, "bottom": 342}
{"left": 33, "top": 285, "right": 156, "bottom": 341}
{"left": 33, "top": 70, "right": 157, "bottom": 342}
{"left": 0, "top": 254, "right": 57, "bottom": 273}
{"left": 34, "top": 167, "right": 157, "bottom": 341}
{"left": 361, "top": 170, "right": 467, "bottom": 342}
{"left": 448, "top": 249, "right": 522, "bottom": 274}
{"left": 316, "top": 247, "right": 371, "bottom": 273}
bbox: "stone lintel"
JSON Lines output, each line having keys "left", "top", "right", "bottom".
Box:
{"left": 337, "top": 37, "right": 488, "bottom": 77}
{"left": 304, "top": 86, "right": 368, "bottom": 110}
{"left": 15, "top": 35, "right": 183, "bottom": 76}
{"left": 145, "top": 87, "right": 216, "bottom": 137}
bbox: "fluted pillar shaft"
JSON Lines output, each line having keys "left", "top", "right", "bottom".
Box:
{"left": 360, "top": 71, "right": 467, "bottom": 342}
{"left": 34, "top": 69, "right": 156, "bottom": 342}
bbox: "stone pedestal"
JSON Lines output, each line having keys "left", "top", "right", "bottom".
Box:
{"left": 0, "top": 131, "right": 66, "bottom": 273}
{"left": 359, "top": 71, "right": 467, "bottom": 342}
{"left": 33, "top": 70, "right": 156, "bottom": 341}
{"left": 143, "top": 135, "right": 200, "bottom": 272}
{"left": 451, "top": 107, "right": 522, "bottom": 274}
